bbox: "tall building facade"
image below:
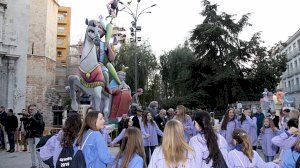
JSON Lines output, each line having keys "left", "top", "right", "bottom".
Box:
{"left": 279, "top": 29, "right": 300, "bottom": 107}
{"left": 0, "top": 0, "right": 30, "bottom": 113}
{"left": 57, "top": 6, "right": 71, "bottom": 64}
{"left": 26, "top": 0, "right": 60, "bottom": 125}
{"left": 55, "top": 6, "right": 71, "bottom": 98}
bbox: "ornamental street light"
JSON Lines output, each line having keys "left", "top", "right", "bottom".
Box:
{"left": 119, "top": 0, "right": 156, "bottom": 93}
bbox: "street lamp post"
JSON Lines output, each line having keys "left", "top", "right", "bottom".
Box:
{"left": 119, "top": 0, "right": 156, "bottom": 92}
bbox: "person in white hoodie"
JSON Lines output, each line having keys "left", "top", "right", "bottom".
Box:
{"left": 189, "top": 110, "right": 229, "bottom": 168}
{"left": 148, "top": 119, "right": 196, "bottom": 168}
{"left": 228, "top": 128, "right": 279, "bottom": 168}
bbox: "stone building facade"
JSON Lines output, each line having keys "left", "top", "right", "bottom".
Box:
{"left": 0, "top": 0, "right": 30, "bottom": 114}
{"left": 26, "top": 0, "right": 60, "bottom": 125}
{"left": 278, "top": 28, "right": 300, "bottom": 108}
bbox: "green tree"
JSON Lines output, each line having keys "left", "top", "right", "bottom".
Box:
{"left": 115, "top": 42, "right": 158, "bottom": 106}
{"left": 246, "top": 41, "right": 287, "bottom": 98}
{"left": 189, "top": 0, "right": 286, "bottom": 109}
{"left": 159, "top": 42, "right": 206, "bottom": 108}
{"left": 147, "top": 74, "right": 163, "bottom": 104}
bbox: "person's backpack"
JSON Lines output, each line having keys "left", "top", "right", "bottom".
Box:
{"left": 36, "top": 134, "right": 54, "bottom": 149}
{"left": 56, "top": 147, "right": 74, "bottom": 168}
{"left": 70, "top": 132, "right": 93, "bottom": 168}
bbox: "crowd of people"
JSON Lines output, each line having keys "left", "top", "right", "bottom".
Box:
{"left": 1, "top": 103, "right": 300, "bottom": 168}
{"left": 0, "top": 104, "right": 45, "bottom": 168}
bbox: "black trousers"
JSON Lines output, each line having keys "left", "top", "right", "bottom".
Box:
{"left": 7, "top": 131, "right": 15, "bottom": 150}
{"left": 145, "top": 146, "right": 156, "bottom": 165}
{"left": 0, "top": 128, "right": 5, "bottom": 148}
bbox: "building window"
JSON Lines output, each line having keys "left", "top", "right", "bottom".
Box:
{"left": 57, "top": 38, "right": 63, "bottom": 45}
{"left": 293, "top": 43, "right": 296, "bottom": 49}
{"left": 57, "top": 51, "right": 62, "bottom": 57}
{"left": 295, "top": 60, "right": 298, "bottom": 67}
{"left": 58, "top": 27, "right": 65, "bottom": 33}
{"left": 58, "top": 13, "right": 65, "bottom": 21}
{"left": 297, "top": 78, "right": 299, "bottom": 85}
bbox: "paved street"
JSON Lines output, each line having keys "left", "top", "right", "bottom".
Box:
{"left": 0, "top": 146, "right": 278, "bottom": 168}
{"left": 0, "top": 147, "right": 120, "bottom": 168}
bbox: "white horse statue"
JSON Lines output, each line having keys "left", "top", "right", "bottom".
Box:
{"left": 68, "top": 19, "right": 110, "bottom": 119}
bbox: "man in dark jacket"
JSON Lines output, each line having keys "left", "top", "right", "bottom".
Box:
{"left": 154, "top": 109, "right": 167, "bottom": 144}
{"left": 253, "top": 108, "right": 265, "bottom": 136}
{"left": 147, "top": 101, "right": 158, "bottom": 117}
{"left": 132, "top": 107, "right": 143, "bottom": 129}
{"left": 25, "top": 104, "right": 45, "bottom": 168}
{"left": 5, "top": 109, "right": 18, "bottom": 152}
{"left": 0, "top": 106, "right": 7, "bottom": 149}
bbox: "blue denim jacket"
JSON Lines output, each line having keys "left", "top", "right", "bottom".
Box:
{"left": 75, "top": 129, "right": 115, "bottom": 168}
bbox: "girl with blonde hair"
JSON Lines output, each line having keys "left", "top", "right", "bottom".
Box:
{"left": 148, "top": 120, "right": 196, "bottom": 168}
{"left": 173, "top": 105, "right": 193, "bottom": 142}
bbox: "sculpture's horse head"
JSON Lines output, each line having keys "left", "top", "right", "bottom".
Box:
{"left": 85, "top": 19, "right": 101, "bottom": 46}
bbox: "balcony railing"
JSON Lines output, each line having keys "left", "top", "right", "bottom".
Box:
{"left": 283, "top": 84, "right": 300, "bottom": 93}
{"left": 287, "top": 49, "right": 300, "bottom": 61}
{"left": 282, "top": 66, "right": 300, "bottom": 79}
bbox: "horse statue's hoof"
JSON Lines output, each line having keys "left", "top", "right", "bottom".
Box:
{"left": 71, "top": 101, "right": 79, "bottom": 111}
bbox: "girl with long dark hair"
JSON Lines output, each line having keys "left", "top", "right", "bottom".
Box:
{"left": 220, "top": 108, "right": 240, "bottom": 149}
{"left": 227, "top": 129, "right": 279, "bottom": 167}
{"left": 40, "top": 114, "right": 82, "bottom": 167}
{"left": 189, "top": 110, "right": 228, "bottom": 168}
{"left": 76, "top": 111, "right": 115, "bottom": 167}
{"left": 113, "top": 127, "right": 146, "bottom": 168}
{"left": 110, "top": 117, "right": 133, "bottom": 146}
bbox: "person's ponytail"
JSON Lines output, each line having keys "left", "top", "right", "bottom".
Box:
{"left": 232, "top": 128, "right": 254, "bottom": 162}
{"left": 194, "top": 111, "right": 223, "bottom": 167}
